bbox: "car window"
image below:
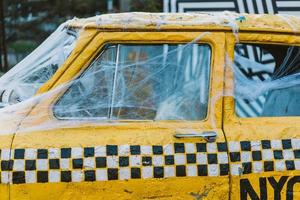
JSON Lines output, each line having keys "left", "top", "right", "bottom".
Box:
{"left": 54, "top": 43, "right": 211, "bottom": 121}
{"left": 234, "top": 43, "right": 300, "bottom": 117}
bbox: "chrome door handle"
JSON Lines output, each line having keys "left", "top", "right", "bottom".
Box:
{"left": 174, "top": 131, "right": 217, "bottom": 142}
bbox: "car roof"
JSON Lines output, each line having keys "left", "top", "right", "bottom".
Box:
{"left": 67, "top": 11, "right": 300, "bottom": 34}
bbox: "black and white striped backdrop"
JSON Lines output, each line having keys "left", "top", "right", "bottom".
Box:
{"left": 163, "top": 0, "right": 300, "bottom": 117}
{"left": 163, "top": 0, "right": 300, "bottom": 16}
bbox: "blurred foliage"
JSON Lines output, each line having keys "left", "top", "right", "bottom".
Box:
{"left": 3, "top": 0, "right": 162, "bottom": 67}
{"left": 130, "top": 0, "right": 162, "bottom": 12}
{"left": 9, "top": 40, "right": 37, "bottom": 54}
{"left": 4, "top": 0, "right": 108, "bottom": 47}
{"left": 3, "top": 0, "right": 110, "bottom": 67}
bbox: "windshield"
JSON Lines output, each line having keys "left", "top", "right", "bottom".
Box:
{"left": 0, "top": 23, "right": 78, "bottom": 107}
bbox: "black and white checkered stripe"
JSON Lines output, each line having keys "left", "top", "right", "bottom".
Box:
{"left": 229, "top": 139, "right": 300, "bottom": 175}
{"left": 0, "top": 138, "right": 299, "bottom": 184}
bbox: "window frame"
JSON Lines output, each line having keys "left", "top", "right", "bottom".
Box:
{"left": 52, "top": 41, "right": 213, "bottom": 122}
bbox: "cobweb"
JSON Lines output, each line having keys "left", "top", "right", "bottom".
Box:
{"left": 0, "top": 12, "right": 300, "bottom": 134}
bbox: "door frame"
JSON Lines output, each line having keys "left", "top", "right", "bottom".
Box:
{"left": 224, "top": 32, "right": 300, "bottom": 200}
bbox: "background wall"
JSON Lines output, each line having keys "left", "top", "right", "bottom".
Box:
{"left": 163, "top": 0, "right": 300, "bottom": 15}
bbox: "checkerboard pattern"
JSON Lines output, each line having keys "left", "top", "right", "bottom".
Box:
{"left": 0, "top": 138, "right": 299, "bottom": 184}
{"left": 229, "top": 139, "right": 300, "bottom": 176}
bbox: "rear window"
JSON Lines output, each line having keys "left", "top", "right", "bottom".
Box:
{"left": 234, "top": 43, "right": 300, "bottom": 117}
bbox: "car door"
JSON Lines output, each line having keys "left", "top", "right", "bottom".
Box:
{"left": 10, "top": 31, "right": 228, "bottom": 199}
{"left": 224, "top": 32, "right": 300, "bottom": 200}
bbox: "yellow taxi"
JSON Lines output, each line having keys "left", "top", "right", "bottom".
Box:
{"left": 0, "top": 12, "right": 299, "bottom": 199}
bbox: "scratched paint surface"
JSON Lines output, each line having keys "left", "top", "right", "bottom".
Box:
{"left": 0, "top": 12, "right": 299, "bottom": 200}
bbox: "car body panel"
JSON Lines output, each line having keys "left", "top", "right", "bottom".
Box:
{"left": 68, "top": 13, "right": 300, "bottom": 35}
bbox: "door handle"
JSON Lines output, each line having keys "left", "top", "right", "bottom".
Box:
{"left": 174, "top": 131, "right": 217, "bottom": 143}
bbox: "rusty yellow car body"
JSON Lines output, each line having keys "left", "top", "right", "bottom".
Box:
{"left": 0, "top": 12, "right": 299, "bottom": 199}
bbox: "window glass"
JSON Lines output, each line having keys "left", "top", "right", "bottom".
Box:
{"left": 54, "top": 43, "right": 211, "bottom": 120}
{"left": 234, "top": 43, "right": 300, "bottom": 117}
{"left": 54, "top": 45, "right": 116, "bottom": 119}
{"left": 0, "top": 27, "right": 78, "bottom": 106}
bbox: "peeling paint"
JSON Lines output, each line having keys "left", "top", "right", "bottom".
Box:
{"left": 190, "top": 185, "right": 214, "bottom": 200}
